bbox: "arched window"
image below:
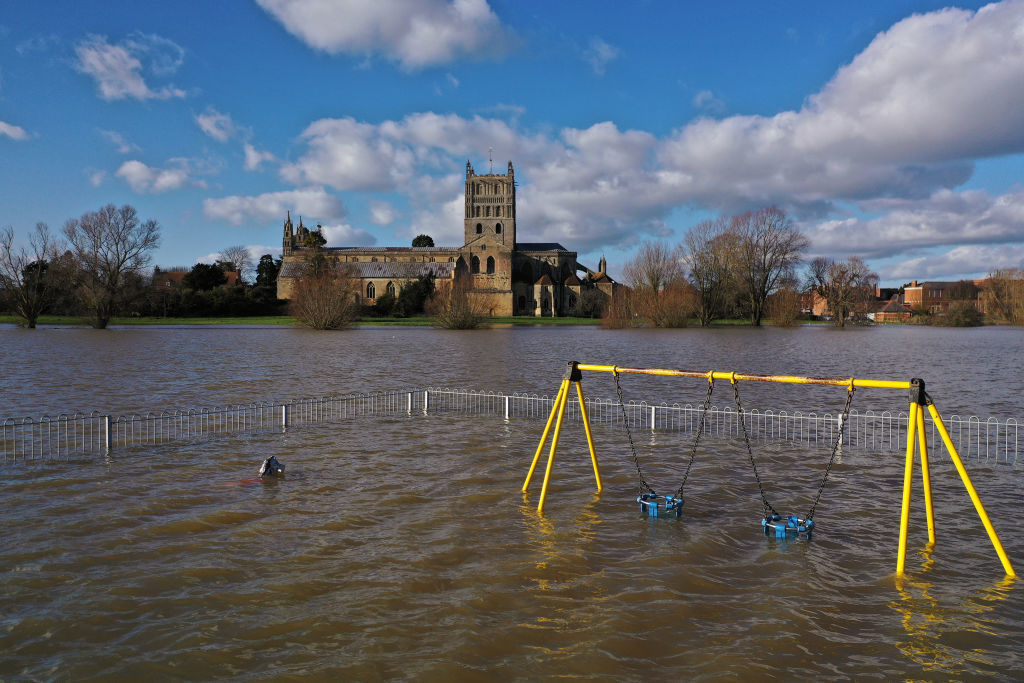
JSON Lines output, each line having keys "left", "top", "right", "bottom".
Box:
{"left": 448, "top": 257, "right": 455, "bottom": 262}
{"left": 386, "top": 281, "right": 396, "bottom": 297}
{"left": 366, "top": 282, "right": 375, "bottom": 298}
{"left": 495, "top": 223, "right": 502, "bottom": 234}
{"left": 429, "top": 257, "right": 435, "bottom": 262}
{"left": 476, "top": 223, "right": 482, "bottom": 234}
{"left": 486, "top": 256, "right": 495, "bottom": 274}
{"left": 495, "top": 206, "right": 501, "bottom": 217}
{"left": 371, "top": 257, "right": 378, "bottom": 262}
{"left": 352, "top": 256, "right": 359, "bottom": 262}
{"left": 471, "top": 255, "right": 480, "bottom": 274}
{"left": 517, "top": 295, "right": 526, "bottom": 314}
{"left": 485, "top": 206, "right": 490, "bottom": 217}
{"left": 476, "top": 183, "right": 481, "bottom": 193}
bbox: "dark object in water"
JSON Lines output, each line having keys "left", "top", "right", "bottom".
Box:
{"left": 259, "top": 456, "right": 285, "bottom": 478}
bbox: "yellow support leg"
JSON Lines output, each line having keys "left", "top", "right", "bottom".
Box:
{"left": 537, "top": 378, "right": 571, "bottom": 514}
{"left": 927, "top": 402, "right": 1016, "bottom": 577}
{"left": 916, "top": 402, "right": 936, "bottom": 547}
{"left": 896, "top": 401, "right": 919, "bottom": 576}
{"left": 575, "top": 381, "right": 602, "bottom": 492}
{"left": 522, "top": 379, "right": 567, "bottom": 492}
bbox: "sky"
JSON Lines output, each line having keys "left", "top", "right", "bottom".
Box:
{"left": 2, "top": 0, "right": 1024, "bottom": 286}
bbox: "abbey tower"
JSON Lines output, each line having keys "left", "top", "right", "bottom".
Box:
{"left": 464, "top": 161, "right": 515, "bottom": 247}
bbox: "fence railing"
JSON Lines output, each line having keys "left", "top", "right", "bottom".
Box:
{"left": 2, "top": 388, "right": 1019, "bottom": 466}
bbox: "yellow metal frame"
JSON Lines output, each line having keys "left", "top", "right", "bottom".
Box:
{"left": 521, "top": 361, "right": 1015, "bottom": 578}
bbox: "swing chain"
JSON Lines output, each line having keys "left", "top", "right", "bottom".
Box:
{"left": 805, "top": 381, "right": 855, "bottom": 522}
{"left": 675, "top": 375, "right": 714, "bottom": 499}
{"left": 731, "top": 377, "right": 779, "bottom": 520}
{"left": 613, "top": 368, "right": 656, "bottom": 495}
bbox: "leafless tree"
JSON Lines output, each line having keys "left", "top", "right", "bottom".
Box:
{"left": 63, "top": 204, "right": 161, "bottom": 329}
{"left": 681, "top": 217, "right": 737, "bottom": 326}
{"left": 0, "top": 223, "right": 64, "bottom": 328}
{"left": 427, "top": 272, "right": 483, "bottom": 329}
{"left": 766, "top": 276, "right": 803, "bottom": 327}
{"left": 806, "top": 256, "right": 878, "bottom": 327}
{"left": 731, "top": 206, "right": 809, "bottom": 326}
{"left": 621, "top": 240, "right": 693, "bottom": 327}
{"left": 218, "top": 245, "right": 253, "bottom": 284}
{"left": 981, "top": 268, "right": 1024, "bottom": 325}
{"left": 289, "top": 259, "right": 360, "bottom": 330}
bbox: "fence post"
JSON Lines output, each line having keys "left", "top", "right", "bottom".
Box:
{"left": 281, "top": 404, "right": 289, "bottom": 432}
{"left": 407, "top": 392, "right": 413, "bottom": 415}
{"left": 103, "top": 415, "right": 111, "bottom": 452}
{"left": 424, "top": 390, "right": 429, "bottom": 415}
{"left": 838, "top": 413, "right": 845, "bottom": 447}
{"left": 651, "top": 405, "right": 656, "bottom": 431}
{"left": 505, "top": 395, "right": 510, "bottom": 421}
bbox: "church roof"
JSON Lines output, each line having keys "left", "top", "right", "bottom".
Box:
{"left": 331, "top": 246, "right": 456, "bottom": 252}
{"left": 517, "top": 242, "right": 572, "bottom": 253}
{"left": 564, "top": 273, "right": 581, "bottom": 286}
{"left": 280, "top": 261, "right": 453, "bottom": 279}
{"left": 535, "top": 274, "right": 554, "bottom": 285}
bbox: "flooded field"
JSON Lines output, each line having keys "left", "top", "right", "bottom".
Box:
{"left": 2, "top": 324, "right": 1022, "bottom": 679}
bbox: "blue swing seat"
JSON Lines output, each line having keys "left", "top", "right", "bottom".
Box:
{"left": 637, "top": 493, "right": 684, "bottom": 518}
{"left": 762, "top": 514, "right": 814, "bottom": 538}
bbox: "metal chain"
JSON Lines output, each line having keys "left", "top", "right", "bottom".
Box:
{"left": 675, "top": 376, "right": 715, "bottom": 499}
{"left": 613, "top": 369, "right": 656, "bottom": 494}
{"left": 805, "top": 383, "right": 855, "bottom": 521}
{"left": 732, "top": 378, "right": 779, "bottom": 520}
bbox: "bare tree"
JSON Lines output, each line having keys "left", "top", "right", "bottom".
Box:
{"left": 428, "top": 272, "right": 483, "bottom": 329}
{"left": 63, "top": 204, "right": 161, "bottom": 329}
{"left": 981, "top": 268, "right": 1024, "bottom": 325}
{"left": 731, "top": 206, "right": 809, "bottom": 326}
{"left": 806, "top": 256, "right": 878, "bottom": 327}
{"left": 218, "top": 245, "right": 253, "bottom": 284}
{"left": 621, "top": 240, "right": 693, "bottom": 327}
{"left": 0, "top": 223, "right": 63, "bottom": 328}
{"left": 289, "top": 258, "right": 360, "bottom": 329}
{"left": 682, "top": 217, "right": 737, "bottom": 326}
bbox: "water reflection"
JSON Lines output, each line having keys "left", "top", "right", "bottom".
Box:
{"left": 891, "top": 548, "right": 1017, "bottom": 675}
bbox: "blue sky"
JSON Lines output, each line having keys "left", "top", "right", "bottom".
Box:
{"left": 2, "top": 0, "right": 1023, "bottom": 285}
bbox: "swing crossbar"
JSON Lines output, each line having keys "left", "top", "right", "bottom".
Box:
{"left": 577, "top": 364, "right": 910, "bottom": 390}
{"left": 522, "top": 361, "right": 1015, "bottom": 579}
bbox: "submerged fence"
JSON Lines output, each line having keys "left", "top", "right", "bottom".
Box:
{"left": 2, "top": 387, "right": 1019, "bottom": 465}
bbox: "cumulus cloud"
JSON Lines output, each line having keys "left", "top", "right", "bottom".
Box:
{"left": 202, "top": 186, "right": 345, "bottom": 226}
{"left": 0, "top": 120, "right": 29, "bottom": 140}
{"left": 255, "top": 0, "right": 511, "bottom": 70}
{"left": 369, "top": 201, "right": 397, "bottom": 225}
{"left": 692, "top": 89, "right": 724, "bottom": 113}
{"left": 243, "top": 142, "right": 276, "bottom": 171}
{"left": 318, "top": 222, "right": 377, "bottom": 246}
{"left": 74, "top": 33, "right": 186, "bottom": 101}
{"left": 658, "top": 1, "right": 1024, "bottom": 207}
{"left": 582, "top": 37, "right": 620, "bottom": 76}
{"left": 195, "top": 107, "right": 237, "bottom": 142}
{"left": 807, "top": 188, "right": 1024, "bottom": 259}
{"left": 882, "top": 244, "right": 1024, "bottom": 281}
{"left": 115, "top": 159, "right": 192, "bottom": 193}
{"left": 99, "top": 129, "right": 140, "bottom": 153}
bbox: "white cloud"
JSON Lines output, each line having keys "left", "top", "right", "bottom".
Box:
{"left": 202, "top": 186, "right": 345, "bottom": 226}
{"left": 243, "top": 142, "right": 277, "bottom": 171}
{"left": 692, "top": 89, "right": 724, "bottom": 113}
{"left": 318, "top": 222, "right": 377, "bottom": 246}
{"left": 658, "top": 1, "right": 1024, "bottom": 207}
{"left": 115, "top": 159, "right": 192, "bottom": 193}
{"left": 582, "top": 37, "right": 620, "bottom": 76}
{"left": 255, "top": 0, "right": 511, "bottom": 70}
{"left": 807, "top": 188, "right": 1024, "bottom": 259}
{"left": 196, "top": 107, "right": 236, "bottom": 142}
{"left": 99, "top": 129, "right": 140, "bottom": 153}
{"left": 0, "top": 120, "right": 29, "bottom": 140}
{"left": 87, "top": 169, "right": 106, "bottom": 187}
{"left": 369, "top": 201, "right": 397, "bottom": 225}
{"left": 882, "top": 244, "right": 1024, "bottom": 281}
{"left": 74, "top": 34, "right": 186, "bottom": 101}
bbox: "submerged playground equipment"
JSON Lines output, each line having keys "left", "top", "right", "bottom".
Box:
{"left": 522, "top": 361, "right": 1016, "bottom": 578}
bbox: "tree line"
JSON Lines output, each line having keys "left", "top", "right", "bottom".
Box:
{"left": 0, "top": 203, "right": 285, "bottom": 328}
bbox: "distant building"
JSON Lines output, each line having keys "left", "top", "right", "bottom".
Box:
{"left": 277, "top": 161, "right": 619, "bottom": 316}
{"left": 902, "top": 280, "right": 984, "bottom": 315}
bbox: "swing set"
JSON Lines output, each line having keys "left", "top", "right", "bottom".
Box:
{"left": 521, "top": 361, "right": 1015, "bottom": 577}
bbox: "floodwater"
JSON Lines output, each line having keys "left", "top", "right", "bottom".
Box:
{"left": 2, "top": 323, "right": 1023, "bottom": 679}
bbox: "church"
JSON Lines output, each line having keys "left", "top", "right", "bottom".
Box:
{"left": 277, "top": 161, "right": 617, "bottom": 316}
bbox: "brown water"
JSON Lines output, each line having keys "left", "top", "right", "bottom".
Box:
{"left": 2, "top": 324, "right": 1022, "bottom": 679}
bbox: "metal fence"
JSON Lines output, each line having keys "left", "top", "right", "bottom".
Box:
{"left": 2, "top": 388, "right": 1019, "bottom": 465}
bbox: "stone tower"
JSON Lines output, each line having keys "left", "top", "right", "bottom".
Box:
{"left": 464, "top": 160, "right": 515, "bottom": 248}
{"left": 282, "top": 210, "right": 294, "bottom": 256}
